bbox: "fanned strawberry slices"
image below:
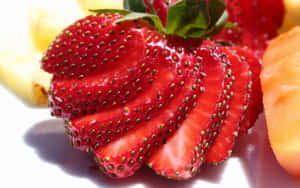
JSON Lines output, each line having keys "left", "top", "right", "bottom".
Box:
{"left": 41, "top": 0, "right": 283, "bottom": 180}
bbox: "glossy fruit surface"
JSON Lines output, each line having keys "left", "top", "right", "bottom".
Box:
{"left": 261, "top": 27, "right": 300, "bottom": 178}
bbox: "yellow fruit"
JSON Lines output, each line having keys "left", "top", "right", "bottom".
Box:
{"left": 28, "top": 4, "right": 85, "bottom": 52}
{"left": 0, "top": 50, "right": 52, "bottom": 106}
{"left": 285, "top": 0, "right": 300, "bottom": 25}
{"left": 280, "top": 0, "right": 300, "bottom": 32}
{"left": 261, "top": 26, "right": 300, "bottom": 178}
{"left": 77, "top": 0, "right": 123, "bottom": 13}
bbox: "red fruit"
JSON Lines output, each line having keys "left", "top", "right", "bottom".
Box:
{"left": 142, "top": 0, "right": 284, "bottom": 58}
{"left": 49, "top": 58, "right": 157, "bottom": 119}
{"left": 67, "top": 63, "right": 186, "bottom": 152}
{"left": 41, "top": 5, "right": 268, "bottom": 179}
{"left": 64, "top": 32, "right": 202, "bottom": 152}
{"left": 231, "top": 46, "right": 263, "bottom": 135}
{"left": 205, "top": 46, "right": 252, "bottom": 164}
{"left": 45, "top": 14, "right": 175, "bottom": 120}
{"left": 42, "top": 14, "right": 148, "bottom": 77}
{"left": 213, "top": 0, "right": 285, "bottom": 58}
{"left": 146, "top": 42, "right": 233, "bottom": 179}
{"left": 94, "top": 64, "right": 202, "bottom": 178}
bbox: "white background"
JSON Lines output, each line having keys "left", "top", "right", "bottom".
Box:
{"left": 1, "top": 0, "right": 300, "bottom": 187}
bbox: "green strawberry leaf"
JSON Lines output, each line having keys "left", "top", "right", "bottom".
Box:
{"left": 224, "top": 22, "right": 238, "bottom": 29}
{"left": 147, "top": 0, "right": 158, "bottom": 15}
{"left": 166, "top": 0, "right": 209, "bottom": 38}
{"left": 99, "top": 0, "right": 235, "bottom": 39}
{"left": 165, "top": 0, "right": 229, "bottom": 38}
{"left": 123, "top": 0, "right": 147, "bottom": 12}
{"left": 208, "top": 0, "right": 226, "bottom": 27}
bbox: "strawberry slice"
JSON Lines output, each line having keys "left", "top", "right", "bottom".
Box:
{"left": 146, "top": 42, "right": 233, "bottom": 179}
{"left": 231, "top": 46, "right": 262, "bottom": 135}
{"left": 42, "top": 14, "right": 150, "bottom": 77}
{"left": 66, "top": 62, "right": 186, "bottom": 152}
{"left": 205, "top": 46, "right": 252, "bottom": 164}
{"left": 49, "top": 54, "right": 157, "bottom": 120}
{"left": 94, "top": 65, "right": 202, "bottom": 178}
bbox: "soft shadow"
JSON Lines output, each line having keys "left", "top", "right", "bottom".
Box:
{"left": 233, "top": 113, "right": 300, "bottom": 188}
{"left": 24, "top": 119, "right": 226, "bottom": 188}
{"left": 231, "top": 113, "right": 265, "bottom": 188}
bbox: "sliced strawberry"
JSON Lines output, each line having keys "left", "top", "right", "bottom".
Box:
{"left": 205, "top": 46, "right": 252, "bottom": 164}
{"left": 146, "top": 42, "right": 233, "bottom": 179}
{"left": 49, "top": 52, "right": 157, "bottom": 120}
{"left": 93, "top": 65, "right": 202, "bottom": 178}
{"left": 42, "top": 14, "right": 149, "bottom": 78}
{"left": 66, "top": 61, "right": 187, "bottom": 152}
{"left": 230, "top": 46, "right": 262, "bottom": 135}
{"left": 44, "top": 14, "right": 173, "bottom": 120}
{"left": 65, "top": 35, "right": 201, "bottom": 152}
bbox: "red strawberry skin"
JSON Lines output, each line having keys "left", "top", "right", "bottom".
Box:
{"left": 49, "top": 60, "right": 156, "bottom": 120}
{"left": 92, "top": 37, "right": 206, "bottom": 178}
{"left": 146, "top": 41, "right": 233, "bottom": 179}
{"left": 205, "top": 46, "right": 251, "bottom": 164}
{"left": 45, "top": 14, "right": 169, "bottom": 120}
{"left": 67, "top": 64, "right": 185, "bottom": 152}
{"left": 231, "top": 46, "right": 263, "bottom": 135}
{"left": 64, "top": 35, "right": 202, "bottom": 153}
{"left": 213, "top": 0, "right": 285, "bottom": 58}
{"left": 94, "top": 64, "right": 201, "bottom": 178}
{"left": 42, "top": 14, "right": 140, "bottom": 77}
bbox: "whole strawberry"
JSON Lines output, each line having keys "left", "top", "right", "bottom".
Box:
{"left": 41, "top": 0, "right": 280, "bottom": 180}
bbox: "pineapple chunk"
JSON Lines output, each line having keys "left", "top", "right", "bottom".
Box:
{"left": 28, "top": 6, "right": 85, "bottom": 52}
{"left": 0, "top": 50, "right": 51, "bottom": 106}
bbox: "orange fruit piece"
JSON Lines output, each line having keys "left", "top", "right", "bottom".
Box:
{"left": 261, "top": 26, "right": 300, "bottom": 178}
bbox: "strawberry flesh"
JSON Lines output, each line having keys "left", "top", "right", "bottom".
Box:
{"left": 49, "top": 52, "right": 157, "bottom": 120}
{"left": 146, "top": 42, "right": 233, "bottom": 179}
{"left": 231, "top": 46, "right": 263, "bottom": 135}
{"left": 94, "top": 65, "right": 201, "bottom": 178}
{"left": 67, "top": 64, "right": 185, "bottom": 152}
{"left": 205, "top": 46, "right": 251, "bottom": 164}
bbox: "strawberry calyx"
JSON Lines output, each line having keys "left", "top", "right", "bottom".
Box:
{"left": 91, "top": 0, "right": 231, "bottom": 39}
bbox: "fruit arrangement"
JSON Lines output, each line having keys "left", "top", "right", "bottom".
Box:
{"left": 40, "top": 0, "right": 285, "bottom": 180}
